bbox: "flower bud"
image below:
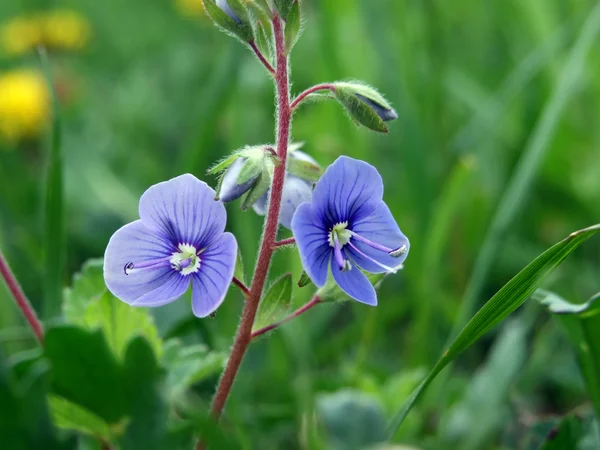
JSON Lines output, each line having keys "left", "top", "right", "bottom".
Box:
{"left": 332, "top": 82, "right": 397, "bottom": 133}
{"left": 216, "top": 0, "right": 241, "bottom": 23}
{"left": 218, "top": 157, "right": 259, "bottom": 202}
{"left": 252, "top": 175, "right": 312, "bottom": 229}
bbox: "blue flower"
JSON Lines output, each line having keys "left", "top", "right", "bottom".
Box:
{"left": 291, "top": 156, "right": 409, "bottom": 305}
{"left": 103, "top": 174, "right": 237, "bottom": 317}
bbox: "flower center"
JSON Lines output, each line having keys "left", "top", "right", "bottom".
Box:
{"left": 327, "top": 221, "right": 408, "bottom": 274}
{"left": 123, "top": 243, "right": 201, "bottom": 276}
{"left": 169, "top": 243, "right": 201, "bottom": 276}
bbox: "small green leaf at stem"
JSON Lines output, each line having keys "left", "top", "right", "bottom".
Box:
{"left": 252, "top": 273, "right": 293, "bottom": 332}
{"left": 284, "top": 1, "right": 300, "bottom": 53}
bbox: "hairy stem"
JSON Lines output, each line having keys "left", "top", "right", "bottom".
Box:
{"left": 203, "top": 14, "right": 291, "bottom": 432}
{"left": 273, "top": 237, "right": 296, "bottom": 248}
{"left": 0, "top": 250, "right": 44, "bottom": 344}
{"left": 249, "top": 40, "right": 275, "bottom": 75}
{"left": 290, "top": 83, "right": 336, "bottom": 110}
{"left": 251, "top": 296, "right": 321, "bottom": 339}
{"left": 231, "top": 276, "right": 250, "bottom": 298}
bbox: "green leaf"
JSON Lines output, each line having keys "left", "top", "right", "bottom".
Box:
{"left": 84, "top": 291, "right": 163, "bottom": 359}
{"left": 252, "top": 273, "right": 293, "bottom": 332}
{"left": 203, "top": 0, "right": 254, "bottom": 42}
{"left": 539, "top": 415, "right": 584, "bottom": 450}
{"left": 63, "top": 259, "right": 162, "bottom": 360}
{"left": 284, "top": 0, "right": 301, "bottom": 53}
{"left": 386, "top": 224, "right": 600, "bottom": 440}
{"left": 288, "top": 156, "right": 322, "bottom": 182}
{"left": 44, "top": 326, "right": 127, "bottom": 424}
{"left": 297, "top": 271, "right": 312, "bottom": 288}
{"left": 537, "top": 290, "right": 600, "bottom": 419}
{"left": 63, "top": 259, "right": 105, "bottom": 323}
{"left": 0, "top": 350, "right": 76, "bottom": 450}
{"left": 274, "top": 0, "right": 294, "bottom": 19}
{"left": 206, "top": 153, "right": 241, "bottom": 175}
{"left": 234, "top": 249, "right": 246, "bottom": 286}
{"left": 48, "top": 395, "right": 113, "bottom": 439}
{"left": 317, "top": 390, "right": 387, "bottom": 450}
{"left": 39, "top": 48, "right": 65, "bottom": 319}
{"left": 161, "top": 340, "right": 227, "bottom": 396}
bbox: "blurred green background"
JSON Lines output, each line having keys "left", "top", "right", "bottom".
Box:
{"left": 1, "top": 0, "right": 600, "bottom": 449}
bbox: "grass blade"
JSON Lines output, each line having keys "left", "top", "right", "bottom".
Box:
{"left": 39, "top": 48, "right": 64, "bottom": 319}
{"left": 387, "top": 224, "right": 600, "bottom": 439}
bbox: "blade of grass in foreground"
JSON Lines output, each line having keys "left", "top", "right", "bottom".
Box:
{"left": 387, "top": 224, "right": 600, "bottom": 439}
{"left": 39, "top": 48, "right": 64, "bottom": 319}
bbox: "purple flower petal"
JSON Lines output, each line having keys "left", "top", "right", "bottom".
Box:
{"left": 291, "top": 202, "right": 330, "bottom": 287}
{"left": 104, "top": 221, "right": 190, "bottom": 306}
{"left": 139, "top": 174, "right": 226, "bottom": 248}
{"left": 312, "top": 156, "right": 383, "bottom": 225}
{"left": 279, "top": 175, "right": 313, "bottom": 229}
{"left": 191, "top": 232, "right": 238, "bottom": 317}
{"left": 347, "top": 203, "right": 410, "bottom": 273}
{"left": 330, "top": 254, "right": 377, "bottom": 306}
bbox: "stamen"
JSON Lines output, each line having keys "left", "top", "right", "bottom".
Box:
{"left": 124, "top": 261, "right": 134, "bottom": 275}
{"left": 347, "top": 241, "right": 402, "bottom": 274}
{"left": 349, "top": 231, "right": 406, "bottom": 258}
{"left": 123, "top": 256, "right": 172, "bottom": 275}
{"left": 333, "top": 235, "right": 352, "bottom": 272}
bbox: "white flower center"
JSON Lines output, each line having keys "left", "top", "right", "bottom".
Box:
{"left": 170, "top": 243, "right": 201, "bottom": 276}
{"left": 328, "top": 221, "right": 352, "bottom": 248}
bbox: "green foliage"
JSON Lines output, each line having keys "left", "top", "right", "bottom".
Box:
{"left": 538, "top": 291, "right": 600, "bottom": 419}
{"left": 252, "top": 272, "right": 293, "bottom": 332}
{"left": 48, "top": 395, "right": 113, "bottom": 440}
{"left": 539, "top": 416, "right": 584, "bottom": 450}
{"left": 333, "top": 84, "right": 390, "bottom": 133}
{"left": 203, "top": 0, "right": 254, "bottom": 42}
{"left": 64, "top": 260, "right": 162, "bottom": 359}
{"left": 284, "top": 0, "right": 301, "bottom": 53}
{"left": 388, "top": 224, "right": 600, "bottom": 438}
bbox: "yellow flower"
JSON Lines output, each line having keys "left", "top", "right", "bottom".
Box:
{"left": 0, "top": 10, "right": 91, "bottom": 56}
{"left": 42, "top": 10, "right": 91, "bottom": 51}
{"left": 0, "top": 16, "right": 43, "bottom": 56}
{"left": 176, "top": 0, "right": 206, "bottom": 18}
{"left": 0, "top": 70, "right": 50, "bottom": 143}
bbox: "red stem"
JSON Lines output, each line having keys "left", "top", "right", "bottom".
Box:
{"left": 202, "top": 14, "right": 292, "bottom": 436}
{"left": 249, "top": 40, "right": 275, "bottom": 75}
{"left": 273, "top": 237, "right": 296, "bottom": 248}
{"left": 231, "top": 276, "right": 250, "bottom": 298}
{"left": 290, "top": 83, "right": 336, "bottom": 110}
{"left": 251, "top": 296, "right": 320, "bottom": 339}
{"left": 0, "top": 250, "right": 44, "bottom": 344}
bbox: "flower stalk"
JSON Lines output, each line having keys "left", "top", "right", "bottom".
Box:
{"left": 204, "top": 12, "right": 292, "bottom": 430}
{"left": 249, "top": 40, "right": 275, "bottom": 75}
{"left": 291, "top": 83, "right": 336, "bottom": 110}
{"left": 0, "top": 250, "right": 44, "bottom": 344}
{"left": 251, "top": 295, "right": 320, "bottom": 339}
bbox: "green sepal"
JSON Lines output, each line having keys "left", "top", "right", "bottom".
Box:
{"left": 284, "top": 0, "right": 301, "bottom": 53}
{"left": 227, "top": 0, "right": 251, "bottom": 23}
{"left": 335, "top": 82, "right": 394, "bottom": 111}
{"left": 287, "top": 155, "right": 322, "bottom": 182}
{"left": 252, "top": 273, "right": 293, "bottom": 333}
{"left": 240, "top": 163, "right": 273, "bottom": 210}
{"left": 203, "top": 0, "right": 254, "bottom": 42}
{"left": 274, "top": 0, "right": 294, "bottom": 19}
{"left": 252, "top": 0, "right": 273, "bottom": 17}
{"left": 334, "top": 86, "right": 388, "bottom": 133}
{"left": 207, "top": 152, "right": 242, "bottom": 175}
{"left": 297, "top": 271, "right": 312, "bottom": 288}
{"left": 237, "top": 148, "right": 265, "bottom": 185}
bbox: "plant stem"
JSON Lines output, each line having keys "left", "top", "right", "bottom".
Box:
{"left": 203, "top": 13, "right": 292, "bottom": 432}
{"left": 0, "top": 250, "right": 44, "bottom": 344}
{"left": 249, "top": 40, "right": 275, "bottom": 75}
{"left": 251, "top": 296, "right": 320, "bottom": 339}
{"left": 290, "top": 83, "right": 336, "bottom": 110}
{"left": 274, "top": 237, "right": 296, "bottom": 248}
{"left": 231, "top": 276, "right": 250, "bottom": 298}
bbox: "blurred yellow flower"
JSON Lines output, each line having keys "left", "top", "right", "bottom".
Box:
{"left": 0, "top": 70, "right": 50, "bottom": 143}
{"left": 176, "top": 0, "right": 206, "bottom": 18}
{"left": 0, "top": 10, "right": 90, "bottom": 56}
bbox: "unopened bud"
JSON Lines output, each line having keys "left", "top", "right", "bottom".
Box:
{"left": 333, "top": 82, "right": 397, "bottom": 133}
{"left": 216, "top": 0, "right": 242, "bottom": 23}
{"left": 218, "top": 157, "right": 259, "bottom": 202}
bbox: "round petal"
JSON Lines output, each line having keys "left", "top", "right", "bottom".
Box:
{"left": 104, "top": 220, "right": 190, "bottom": 307}
{"left": 312, "top": 156, "right": 383, "bottom": 226}
{"left": 347, "top": 202, "right": 410, "bottom": 273}
{"left": 191, "top": 232, "right": 238, "bottom": 317}
{"left": 291, "top": 202, "right": 330, "bottom": 287}
{"left": 279, "top": 175, "right": 313, "bottom": 229}
{"left": 138, "top": 174, "right": 226, "bottom": 248}
{"left": 331, "top": 254, "right": 377, "bottom": 306}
